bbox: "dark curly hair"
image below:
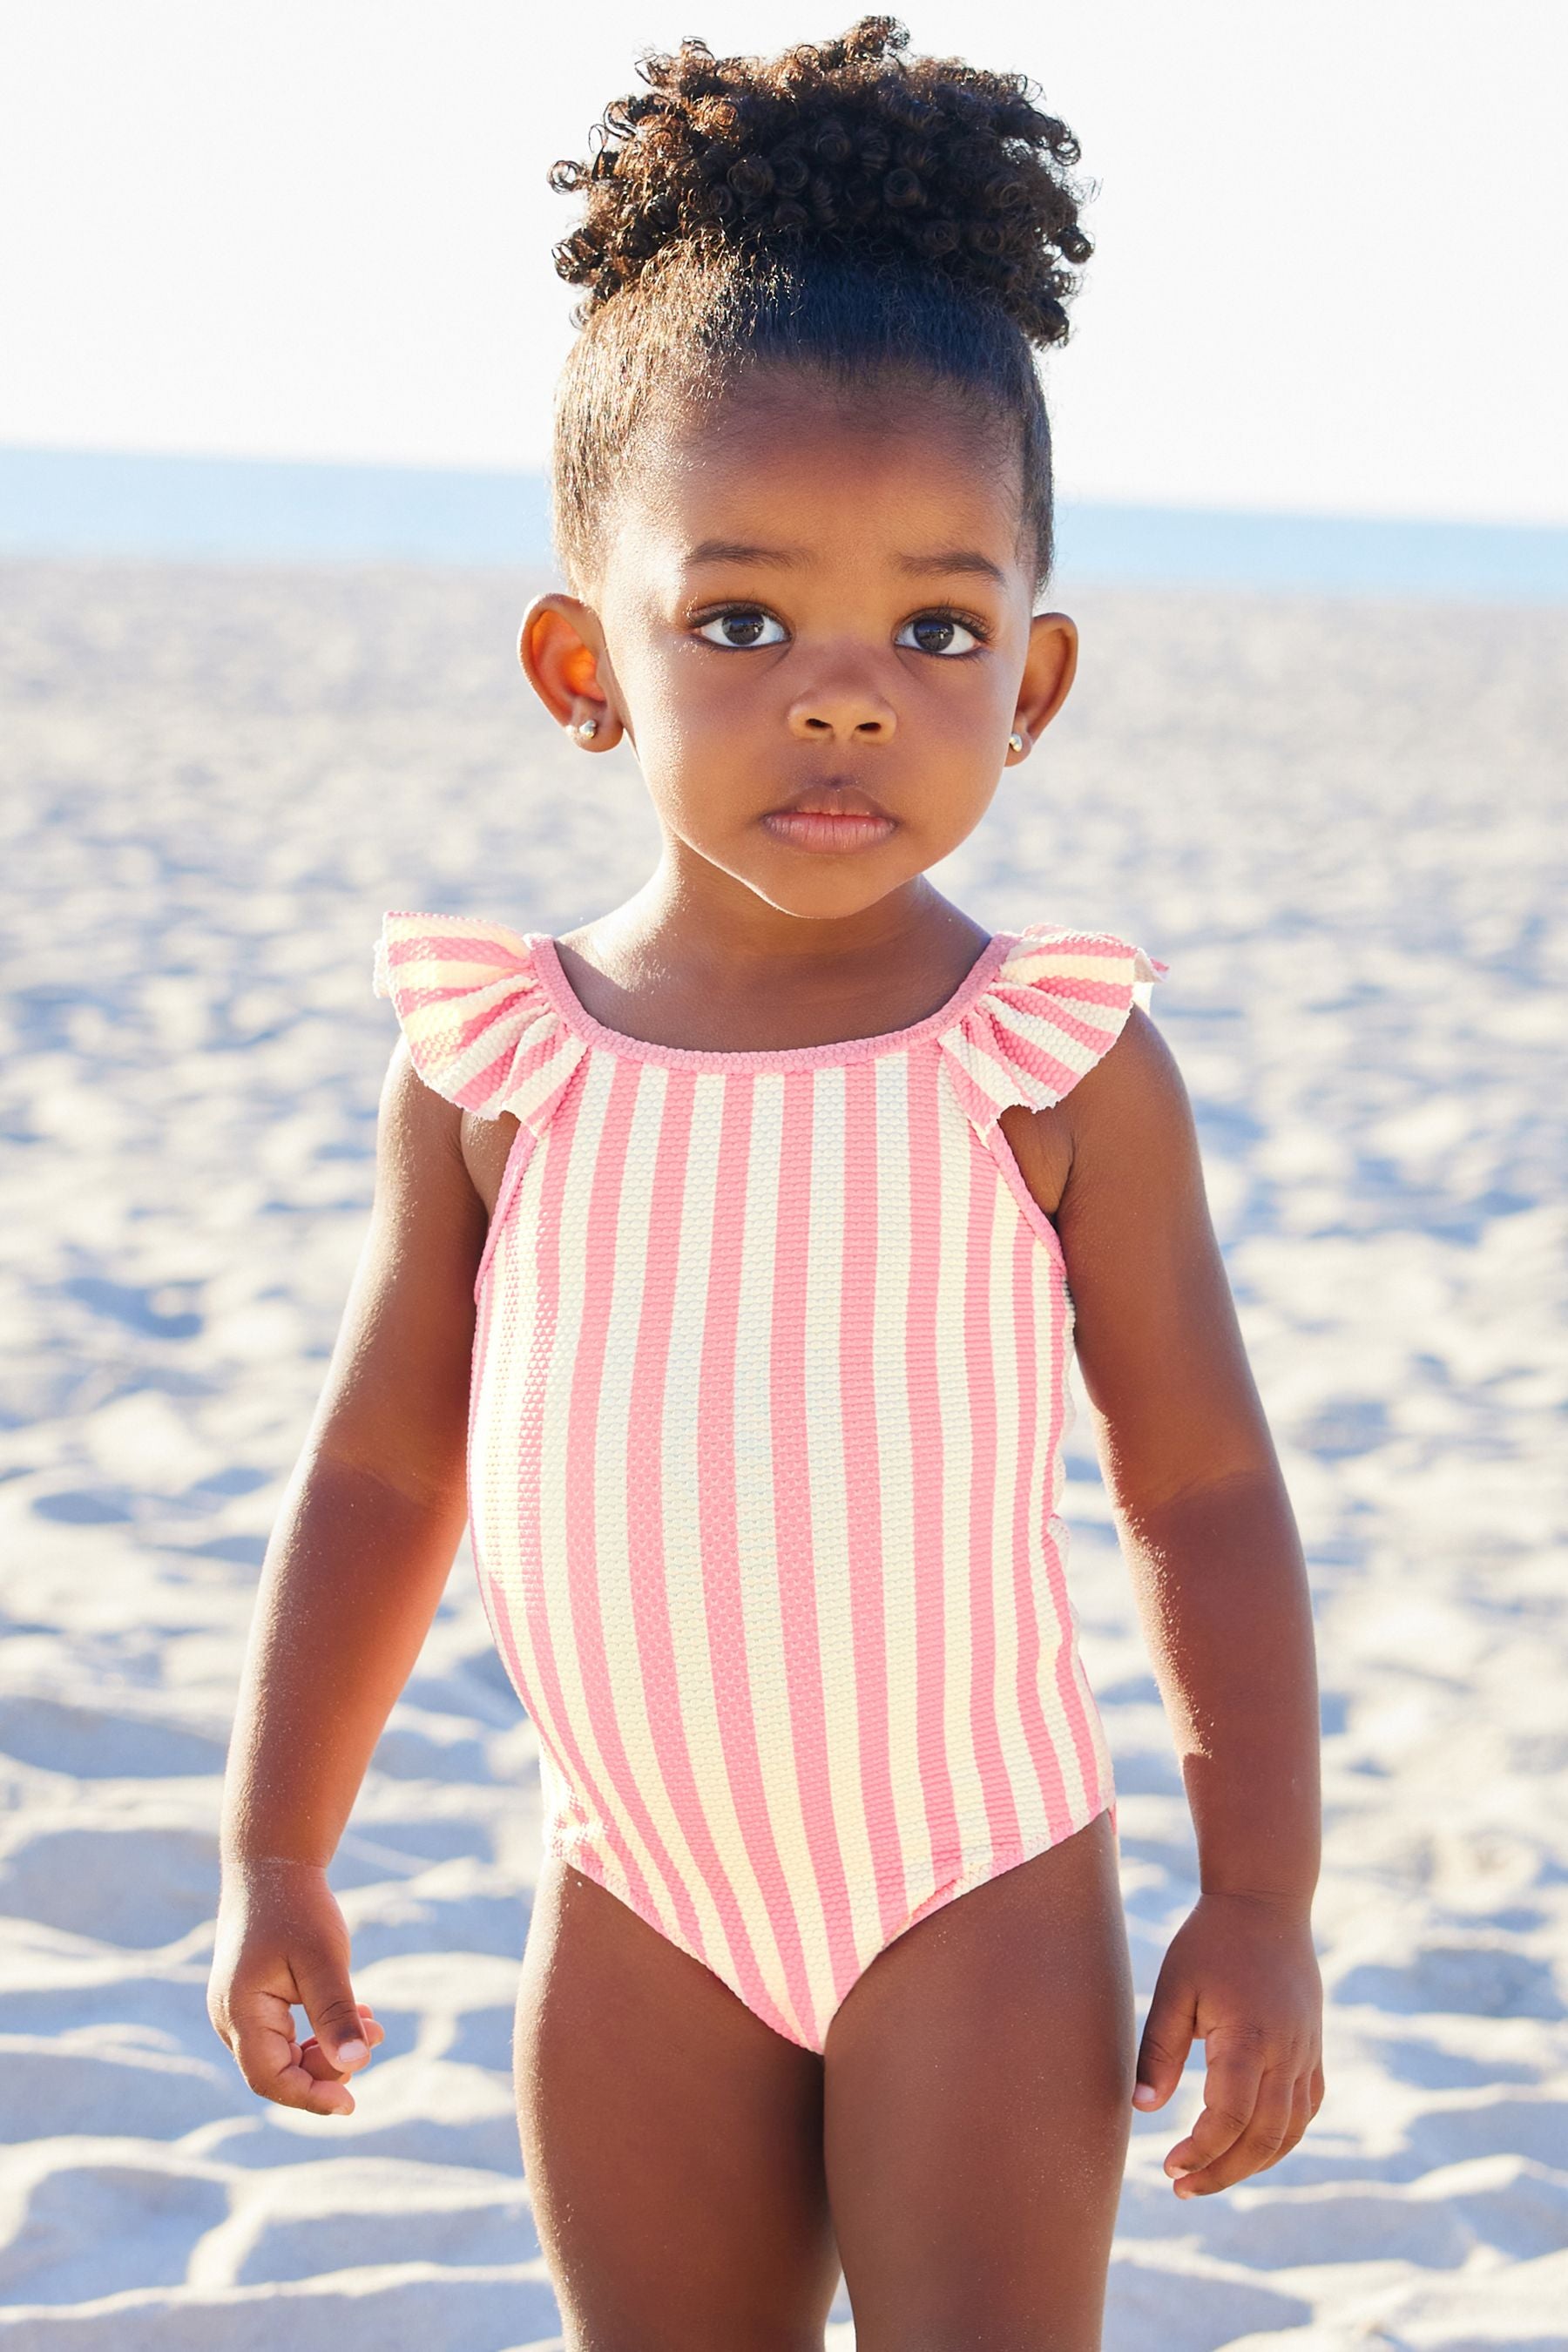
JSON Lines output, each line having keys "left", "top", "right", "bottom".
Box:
{"left": 546, "top": 17, "right": 1093, "bottom": 594}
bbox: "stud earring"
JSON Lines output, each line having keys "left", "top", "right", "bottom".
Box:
{"left": 1009, "top": 731, "right": 1025, "bottom": 754}
{"left": 575, "top": 718, "right": 598, "bottom": 741}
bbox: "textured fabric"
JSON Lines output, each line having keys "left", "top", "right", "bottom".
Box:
{"left": 374, "top": 908, "right": 1166, "bottom": 2051}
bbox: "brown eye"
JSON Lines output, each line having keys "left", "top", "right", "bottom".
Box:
{"left": 897, "top": 614, "right": 981, "bottom": 656}
{"left": 696, "top": 609, "right": 787, "bottom": 649}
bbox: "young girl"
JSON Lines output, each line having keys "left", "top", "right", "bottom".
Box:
{"left": 210, "top": 18, "right": 1322, "bottom": 2345}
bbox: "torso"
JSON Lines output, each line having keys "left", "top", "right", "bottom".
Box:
{"left": 372, "top": 901, "right": 1156, "bottom": 2057}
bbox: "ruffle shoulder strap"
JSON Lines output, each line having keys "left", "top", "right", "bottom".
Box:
{"left": 372, "top": 910, "right": 587, "bottom": 1132}
{"left": 937, "top": 923, "right": 1167, "bottom": 1137}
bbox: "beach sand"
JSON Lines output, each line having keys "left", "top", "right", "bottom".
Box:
{"left": 1, "top": 557, "right": 1564, "bottom": 2347}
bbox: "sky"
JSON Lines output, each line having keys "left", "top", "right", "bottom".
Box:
{"left": 2, "top": 0, "right": 1564, "bottom": 524}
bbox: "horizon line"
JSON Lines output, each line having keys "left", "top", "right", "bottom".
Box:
{"left": 3, "top": 445, "right": 1566, "bottom": 601}
{"left": 2, "top": 440, "right": 1563, "bottom": 540}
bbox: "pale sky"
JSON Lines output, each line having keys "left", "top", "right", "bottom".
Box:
{"left": 3, "top": 0, "right": 1563, "bottom": 522}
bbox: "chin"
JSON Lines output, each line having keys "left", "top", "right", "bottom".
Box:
{"left": 755, "top": 872, "right": 909, "bottom": 923}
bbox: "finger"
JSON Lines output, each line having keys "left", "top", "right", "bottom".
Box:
{"left": 1173, "top": 2063, "right": 1294, "bottom": 2196}
{"left": 294, "top": 1960, "right": 374, "bottom": 2074}
{"left": 299, "top": 2004, "right": 385, "bottom": 2081}
{"left": 227, "top": 1985, "right": 358, "bottom": 2116}
{"left": 1164, "top": 2041, "right": 1267, "bottom": 2182}
{"left": 1134, "top": 1970, "right": 1198, "bottom": 2112}
{"left": 299, "top": 2005, "right": 384, "bottom": 2080}
{"left": 1308, "top": 2060, "right": 1326, "bottom": 2117}
{"left": 1246, "top": 2072, "right": 1312, "bottom": 2177}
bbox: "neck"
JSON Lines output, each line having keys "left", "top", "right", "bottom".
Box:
{"left": 591, "top": 854, "right": 977, "bottom": 979}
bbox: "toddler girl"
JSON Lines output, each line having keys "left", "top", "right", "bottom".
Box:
{"left": 211, "top": 19, "right": 1322, "bottom": 2346}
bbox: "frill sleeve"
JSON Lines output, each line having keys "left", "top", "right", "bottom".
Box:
{"left": 936, "top": 923, "right": 1167, "bottom": 1137}
{"left": 371, "top": 909, "right": 588, "bottom": 1133}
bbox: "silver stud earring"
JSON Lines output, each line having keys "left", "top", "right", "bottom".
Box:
{"left": 1009, "top": 731, "right": 1025, "bottom": 754}
{"left": 575, "top": 718, "right": 598, "bottom": 741}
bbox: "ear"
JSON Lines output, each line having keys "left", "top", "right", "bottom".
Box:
{"left": 1006, "top": 610, "right": 1079, "bottom": 761}
{"left": 518, "top": 592, "right": 626, "bottom": 750}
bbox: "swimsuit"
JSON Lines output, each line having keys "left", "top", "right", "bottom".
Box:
{"left": 373, "top": 909, "right": 1165, "bottom": 2053}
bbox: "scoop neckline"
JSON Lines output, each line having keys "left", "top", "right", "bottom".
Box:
{"left": 524, "top": 927, "right": 1012, "bottom": 1071}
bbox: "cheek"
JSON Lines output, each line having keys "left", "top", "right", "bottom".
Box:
{"left": 623, "top": 640, "right": 760, "bottom": 768}
{"left": 908, "top": 661, "right": 1013, "bottom": 760}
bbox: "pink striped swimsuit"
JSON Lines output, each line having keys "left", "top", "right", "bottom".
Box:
{"left": 374, "top": 909, "right": 1164, "bottom": 2053}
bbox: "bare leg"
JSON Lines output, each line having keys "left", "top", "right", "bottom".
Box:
{"left": 515, "top": 1856, "right": 841, "bottom": 2351}
{"left": 823, "top": 1811, "right": 1134, "bottom": 2352}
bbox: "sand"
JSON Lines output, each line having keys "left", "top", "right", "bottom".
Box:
{"left": 1, "top": 556, "right": 1564, "bottom": 2348}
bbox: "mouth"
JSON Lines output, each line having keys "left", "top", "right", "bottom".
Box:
{"left": 760, "top": 782, "right": 897, "bottom": 855}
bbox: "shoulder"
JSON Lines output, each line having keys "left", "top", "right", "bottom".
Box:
{"left": 1064, "top": 997, "right": 1191, "bottom": 1141}
{"left": 1000, "top": 1003, "right": 1190, "bottom": 1225}
{"left": 1051, "top": 999, "right": 1210, "bottom": 1277}
{"left": 374, "top": 1029, "right": 480, "bottom": 1195}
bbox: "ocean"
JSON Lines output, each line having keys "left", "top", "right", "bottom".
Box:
{"left": 2, "top": 443, "right": 1565, "bottom": 601}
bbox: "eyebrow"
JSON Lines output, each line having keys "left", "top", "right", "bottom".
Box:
{"left": 686, "top": 539, "right": 803, "bottom": 569}
{"left": 686, "top": 540, "right": 1008, "bottom": 587}
{"left": 896, "top": 549, "right": 1009, "bottom": 588}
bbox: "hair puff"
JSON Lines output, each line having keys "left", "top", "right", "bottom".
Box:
{"left": 548, "top": 15, "right": 1092, "bottom": 345}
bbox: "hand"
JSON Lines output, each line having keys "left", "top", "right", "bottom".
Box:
{"left": 1132, "top": 1889, "right": 1323, "bottom": 2196}
{"left": 208, "top": 1855, "right": 387, "bottom": 2118}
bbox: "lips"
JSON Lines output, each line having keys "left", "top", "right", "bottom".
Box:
{"left": 759, "top": 778, "right": 898, "bottom": 852}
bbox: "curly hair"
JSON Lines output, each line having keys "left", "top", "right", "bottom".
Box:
{"left": 546, "top": 17, "right": 1093, "bottom": 593}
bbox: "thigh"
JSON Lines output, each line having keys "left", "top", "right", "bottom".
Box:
{"left": 822, "top": 1811, "right": 1134, "bottom": 2352}
{"left": 515, "top": 1856, "right": 841, "bottom": 2352}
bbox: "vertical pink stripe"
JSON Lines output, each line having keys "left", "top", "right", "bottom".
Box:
{"left": 497, "top": 1067, "right": 665, "bottom": 1921}
{"left": 770, "top": 1069, "right": 859, "bottom": 2016}
{"left": 693, "top": 1073, "right": 819, "bottom": 2044}
{"left": 963, "top": 1127, "right": 1024, "bottom": 1861}
{"left": 839, "top": 1062, "right": 905, "bottom": 1940}
{"left": 1037, "top": 1266, "right": 1105, "bottom": 1813}
{"left": 904, "top": 1046, "right": 961, "bottom": 1873}
{"left": 1007, "top": 1205, "right": 1073, "bottom": 1839}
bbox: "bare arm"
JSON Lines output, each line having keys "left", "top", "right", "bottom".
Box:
{"left": 1053, "top": 1007, "right": 1323, "bottom": 2193}
{"left": 210, "top": 1037, "right": 487, "bottom": 2114}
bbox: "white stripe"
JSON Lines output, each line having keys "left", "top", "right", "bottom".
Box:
{"left": 1003, "top": 945, "right": 1135, "bottom": 984}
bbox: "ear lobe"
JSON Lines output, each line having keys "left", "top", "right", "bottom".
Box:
{"left": 518, "top": 591, "right": 623, "bottom": 746}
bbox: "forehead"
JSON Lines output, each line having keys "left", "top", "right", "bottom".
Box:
{"left": 612, "top": 371, "right": 1028, "bottom": 585}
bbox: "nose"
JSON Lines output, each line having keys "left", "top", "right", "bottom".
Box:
{"left": 786, "top": 668, "right": 897, "bottom": 744}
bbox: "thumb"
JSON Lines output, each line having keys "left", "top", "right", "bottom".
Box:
{"left": 1134, "top": 1965, "right": 1197, "bottom": 2112}
{"left": 294, "top": 1957, "right": 371, "bottom": 2073}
